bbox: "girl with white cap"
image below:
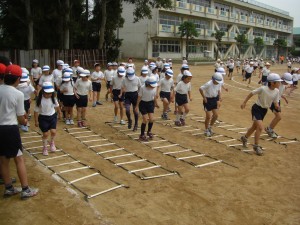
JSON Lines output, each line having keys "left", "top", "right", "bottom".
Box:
{"left": 34, "top": 82, "right": 61, "bottom": 156}
{"left": 17, "top": 73, "right": 36, "bottom": 132}
{"left": 240, "top": 73, "right": 281, "bottom": 156}
{"left": 91, "top": 63, "right": 104, "bottom": 107}
{"left": 140, "top": 66, "right": 149, "bottom": 86}
{"left": 174, "top": 64, "right": 189, "bottom": 115}
{"left": 104, "top": 62, "right": 114, "bottom": 101}
{"left": 265, "top": 72, "right": 293, "bottom": 138}
{"left": 60, "top": 72, "right": 76, "bottom": 125}
{"left": 120, "top": 67, "right": 142, "bottom": 131}
{"left": 38, "top": 65, "right": 53, "bottom": 92}
{"left": 174, "top": 70, "right": 192, "bottom": 126}
{"left": 136, "top": 76, "right": 159, "bottom": 141}
{"left": 74, "top": 70, "right": 92, "bottom": 127}
{"left": 110, "top": 66, "right": 126, "bottom": 125}
{"left": 199, "top": 73, "right": 223, "bottom": 136}
{"left": 158, "top": 69, "right": 175, "bottom": 120}
{"left": 30, "top": 59, "right": 42, "bottom": 88}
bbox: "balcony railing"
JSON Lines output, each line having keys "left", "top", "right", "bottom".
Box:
{"left": 193, "top": 4, "right": 204, "bottom": 12}
{"left": 159, "top": 24, "right": 174, "bottom": 33}
{"left": 206, "top": 7, "right": 215, "bottom": 15}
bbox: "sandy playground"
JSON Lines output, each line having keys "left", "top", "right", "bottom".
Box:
{"left": 1, "top": 62, "right": 300, "bottom": 225}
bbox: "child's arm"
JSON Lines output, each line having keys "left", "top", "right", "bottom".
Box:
{"left": 154, "top": 96, "right": 159, "bottom": 108}
{"left": 281, "top": 95, "right": 288, "bottom": 104}
{"left": 135, "top": 95, "right": 141, "bottom": 111}
{"left": 170, "top": 87, "right": 175, "bottom": 103}
{"left": 188, "top": 90, "right": 192, "bottom": 101}
{"left": 55, "top": 106, "right": 62, "bottom": 119}
{"left": 273, "top": 101, "right": 281, "bottom": 112}
{"left": 88, "top": 90, "right": 92, "bottom": 102}
{"left": 241, "top": 92, "right": 254, "bottom": 109}
{"left": 199, "top": 88, "right": 206, "bottom": 103}
{"left": 34, "top": 111, "right": 39, "bottom": 127}
{"left": 218, "top": 90, "right": 222, "bottom": 102}
{"left": 222, "top": 84, "right": 228, "bottom": 92}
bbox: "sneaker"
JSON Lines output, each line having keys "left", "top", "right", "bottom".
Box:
{"left": 208, "top": 127, "right": 214, "bottom": 135}
{"left": 81, "top": 120, "right": 87, "bottom": 127}
{"left": 28, "top": 114, "right": 32, "bottom": 119}
{"left": 175, "top": 121, "right": 181, "bottom": 126}
{"left": 96, "top": 101, "right": 103, "bottom": 105}
{"left": 92, "top": 103, "right": 97, "bottom": 107}
{"left": 180, "top": 118, "right": 185, "bottom": 126}
{"left": 69, "top": 119, "right": 74, "bottom": 125}
{"left": 0, "top": 177, "right": 16, "bottom": 185}
{"left": 161, "top": 113, "right": 169, "bottom": 120}
{"left": 240, "top": 136, "right": 248, "bottom": 147}
{"left": 128, "top": 120, "right": 132, "bottom": 129}
{"left": 21, "top": 125, "right": 29, "bottom": 132}
{"left": 42, "top": 146, "right": 48, "bottom": 156}
{"left": 3, "top": 187, "right": 22, "bottom": 198}
{"left": 139, "top": 135, "right": 148, "bottom": 142}
{"left": 265, "top": 127, "right": 278, "bottom": 138}
{"left": 147, "top": 132, "right": 154, "bottom": 139}
{"left": 78, "top": 121, "right": 83, "bottom": 127}
{"left": 204, "top": 129, "right": 211, "bottom": 137}
{"left": 65, "top": 119, "right": 71, "bottom": 125}
{"left": 253, "top": 145, "right": 263, "bottom": 156}
{"left": 50, "top": 142, "right": 56, "bottom": 152}
{"left": 21, "top": 187, "right": 39, "bottom": 200}
{"left": 120, "top": 120, "right": 126, "bottom": 125}
{"left": 133, "top": 125, "right": 138, "bottom": 132}
{"left": 114, "top": 116, "right": 118, "bottom": 123}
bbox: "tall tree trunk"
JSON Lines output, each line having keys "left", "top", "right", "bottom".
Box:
{"left": 25, "top": 0, "right": 33, "bottom": 49}
{"left": 98, "top": 0, "right": 107, "bottom": 50}
{"left": 85, "top": 0, "right": 88, "bottom": 48}
{"left": 63, "top": 0, "right": 70, "bottom": 49}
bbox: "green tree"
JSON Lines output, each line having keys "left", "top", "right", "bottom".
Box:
{"left": 211, "top": 30, "right": 225, "bottom": 60}
{"left": 273, "top": 38, "right": 287, "bottom": 58}
{"left": 178, "top": 21, "right": 199, "bottom": 60}
{"left": 235, "top": 33, "right": 248, "bottom": 58}
{"left": 254, "top": 37, "right": 264, "bottom": 57}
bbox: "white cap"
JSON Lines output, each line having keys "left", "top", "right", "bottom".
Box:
{"left": 168, "top": 58, "right": 172, "bottom": 61}
{"left": 163, "top": 63, "right": 170, "bottom": 69}
{"left": 267, "top": 73, "right": 283, "bottom": 82}
{"left": 165, "top": 69, "right": 174, "bottom": 77}
{"left": 21, "top": 67, "right": 29, "bottom": 74}
{"left": 146, "top": 76, "right": 158, "bottom": 87}
{"left": 117, "top": 66, "right": 126, "bottom": 76}
{"left": 183, "top": 70, "right": 192, "bottom": 77}
{"left": 112, "top": 62, "right": 118, "bottom": 66}
{"left": 282, "top": 73, "right": 293, "bottom": 84}
{"left": 42, "top": 82, "right": 55, "bottom": 93}
{"left": 126, "top": 67, "right": 135, "bottom": 80}
{"left": 141, "top": 66, "right": 149, "bottom": 75}
{"left": 217, "top": 59, "right": 221, "bottom": 62}
{"left": 79, "top": 69, "right": 90, "bottom": 77}
{"left": 265, "top": 62, "right": 271, "bottom": 66}
{"left": 216, "top": 67, "right": 226, "bottom": 76}
{"left": 150, "top": 65, "right": 157, "bottom": 71}
{"left": 63, "top": 67, "right": 73, "bottom": 74}
{"left": 250, "top": 61, "right": 254, "bottom": 64}
{"left": 20, "top": 73, "right": 29, "bottom": 82}
{"left": 181, "top": 64, "right": 189, "bottom": 70}
{"left": 63, "top": 63, "right": 69, "bottom": 69}
{"left": 212, "top": 72, "right": 223, "bottom": 84}
{"left": 32, "top": 59, "right": 39, "bottom": 64}
{"left": 63, "top": 72, "right": 72, "bottom": 81}
{"left": 42, "top": 65, "right": 50, "bottom": 71}
{"left": 144, "top": 59, "right": 148, "bottom": 63}
{"left": 107, "top": 62, "right": 113, "bottom": 67}
{"left": 182, "top": 59, "right": 188, "bottom": 64}
{"left": 56, "top": 60, "right": 64, "bottom": 66}
{"left": 76, "top": 66, "right": 84, "bottom": 74}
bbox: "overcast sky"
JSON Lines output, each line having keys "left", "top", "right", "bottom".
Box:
{"left": 258, "top": 0, "right": 300, "bottom": 27}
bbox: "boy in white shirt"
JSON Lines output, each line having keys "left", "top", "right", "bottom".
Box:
{"left": 104, "top": 62, "right": 114, "bottom": 101}
{"left": 240, "top": 73, "right": 281, "bottom": 156}
{"left": 228, "top": 59, "right": 234, "bottom": 80}
{"left": 91, "top": 63, "right": 104, "bottom": 107}
{"left": 244, "top": 61, "right": 254, "bottom": 87}
{"left": 158, "top": 69, "right": 174, "bottom": 120}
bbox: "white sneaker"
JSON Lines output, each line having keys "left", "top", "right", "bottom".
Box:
{"left": 120, "top": 120, "right": 126, "bottom": 125}
{"left": 204, "top": 129, "right": 211, "bottom": 137}
{"left": 114, "top": 116, "right": 118, "bottom": 122}
{"left": 69, "top": 119, "right": 74, "bottom": 125}
{"left": 65, "top": 119, "right": 71, "bottom": 125}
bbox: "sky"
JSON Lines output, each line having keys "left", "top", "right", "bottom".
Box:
{"left": 258, "top": 0, "right": 300, "bottom": 27}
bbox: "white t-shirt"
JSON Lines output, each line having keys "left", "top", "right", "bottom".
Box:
{"left": 150, "top": 73, "right": 160, "bottom": 83}
{"left": 159, "top": 78, "right": 174, "bottom": 92}
{"left": 0, "top": 85, "right": 25, "bottom": 125}
{"left": 126, "top": 63, "right": 135, "bottom": 69}
{"left": 252, "top": 86, "right": 279, "bottom": 108}
{"left": 34, "top": 97, "right": 59, "bottom": 116}
{"left": 236, "top": 61, "right": 241, "bottom": 67}
{"left": 52, "top": 69, "right": 62, "bottom": 83}
{"left": 156, "top": 60, "right": 163, "bottom": 69}
{"left": 17, "top": 83, "right": 35, "bottom": 100}
{"left": 31, "top": 67, "right": 42, "bottom": 79}
{"left": 278, "top": 83, "right": 285, "bottom": 100}
{"left": 228, "top": 62, "right": 234, "bottom": 69}
{"left": 176, "top": 73, "right": 183, "bottom": 84}
{"left": 122, "top": 76, "right": 142, "bottom": 92}
{"left": 104, "top": 70, "right": 114, "bottom": 82}
{"left": 71, "top": 66, "right": 78, "bottom": 78}
{"left": 287, "top": 62, "right": 292, "bottom": 67}
{"left": 261, "top": 68, "right": 270, "bottom": 77}
{"left": 245, "top": 66, "right": 254, "bottom": 74}
{"left": 111, "top": 75, "right": 124, "bottom": 90}
{"left": 138, "top": 85, "right": 156, "bottom": 102}
{"left": 91, "top": 71, "right": 104, "bottom": 83}
{"left": 139, "top": 76, "right": 148, "bottom": 86}
{"left": 292, "top": 73, "right": 299, "bottom": 81}
{"left": 200, "top": 80, "right": 220, "bottom": 98}
{"left": 74, "top": 79, "right": 92, "bottom": 96}
{"left": 175, "top": 81, "right": 191, "bottom": 95}
{"left": 60, "top": 82, "right": 74, "bottom": 95}
{"left": 214, "top": 63, "right": 220, "bottom": 69}
{"left": 39, "top": 74, "right": 54, "bottom": 86}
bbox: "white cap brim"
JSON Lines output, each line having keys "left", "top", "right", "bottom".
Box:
{"left": 150, "top": 83, "right": 158, "bottom": 87}
{"left": 118, "top": 72, "right": 126, "bottom": 76}
{"left": 284, "top": 80, "right": 293, "bottom": 84}
{"left": 63, "top": 78, "right": 71, "bottom": 81}
{"left": 44, "top": 88, "right": 54, "bottom": 93}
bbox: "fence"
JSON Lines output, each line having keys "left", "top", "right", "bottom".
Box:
{"left": 0, "top": 49, "right": 106, "bottom": 69}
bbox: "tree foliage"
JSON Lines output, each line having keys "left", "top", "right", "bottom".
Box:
{"left": 235, "top": 34, "right": 248, "bottom": 57}
{"left": 178, "top": 21, "right": 199, "bottom": 59}
{"left": 211, "top": 30, "right": 225, "bottom": 60}
{"left": 254, "top": 37, "right": 264, "bottom": 46}
{"left": 273, "top": 38, "right": 287, "bottom": 48}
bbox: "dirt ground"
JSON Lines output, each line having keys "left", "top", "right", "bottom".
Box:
{"left": 1, "top": 62, "right": 300, "bottom": 225}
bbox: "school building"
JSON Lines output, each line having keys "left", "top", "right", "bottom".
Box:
{"left": 118, "top": 0, "right": 294, "bottom": 60}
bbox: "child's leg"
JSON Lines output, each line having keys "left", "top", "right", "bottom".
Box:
{"left": 0, "top": 157, "right": 11, "bottom": 186}
{"left": 210, "top": 109, "right": 218, "bottom": 127}
{"left": 114, "top": 101, "right": 119, "bottom": 117}
{"left": 176, "top": 105, "right": 183, "bottom": 121}
{"left": 162, "top": 98, "right": 169, "bottom": 113}
{"left": 269, "top": 111, "right": 281, "bottom": 130}
{"left": 77, "top": 107, "right": 82, "bottom": 121}
{"left": 205, "top": 111, "right": 212, "bottom": 129}
{"left": 93, "top": 91, "right": 97, "bottom": 104}
{"left": 244, "top": 121, "right": 257, "bottom": 138}
{"left": 69, "top": 106, "right": 74, "bottom": 120}
{"left": 119, "top": 101, "right": 124, "bottom": 120}
{"left": 140, "top": 114, "right": 148, "bottom": 136}
{"left": 148, "top": 113, "right": 154, "bottom": 133}
{"left": 133, "top": 105, "right": 139, "bottom": 128}
{"left": 42, "top": 131, "right": 49, "bottom": 146}
{"left": 50, "top": 129, "right": 56, "bottom": 143}
{"left": 182, "top": 103, "right": 189, "bottom": 120}
{"left": 97, "top": 91, "right": 100, "bottom": 102}
{"left": 254, "top": 120, "right": 264, "bottom": 145}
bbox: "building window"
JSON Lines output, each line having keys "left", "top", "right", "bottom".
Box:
{"left": 188, "top": 0, "right": 211, "bottom": 7}
{"left": 188, "top": 18, "right": 209, "bottom": 30}
{"left": 218, "top": 22, "right": 230, "bottom": 32}
{"left": 238, "top": 26, "right": 248, "bottom": 34}
{"left": 253, "top": 28, "right": 263, "bottom": 37}
{"left": 159, "top": 14, "right": 181, "bottom": 26}
{"left": 152, "top": 40, "right": 181, "bottom": 53}
{"left": 188, "top": 41, "right": 208, "bottom": 53}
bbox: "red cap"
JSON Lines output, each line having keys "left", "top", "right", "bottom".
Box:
{"left": 0, "top": 63, "right": 6, "bottom": 74}
{"left": 5, "top": 64, "right": 22, "bottom": 77}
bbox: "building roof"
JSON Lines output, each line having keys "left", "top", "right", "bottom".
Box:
{"left": 293, "top": 27, "right": 300, "bottom": 35}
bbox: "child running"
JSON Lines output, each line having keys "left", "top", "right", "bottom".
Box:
{"left": 258, "top": 62, "right": 271, "bottom": 86}
{"left": 136, "top": 76, "right": 159, "bottom": 141}
{"left": 244, "top": 61, "right": 254, "bottom": 87}
{"left": 265, "top": 72, "right": 293, "bottom": 138}
{"left": 174, "top": 70, "right": 192, "bottom": 126}
{"left": 74, "top": 70, "right": 92, "bottom": 127}
{"left": 240, "top": 73, "right": 281, "bottom": 156}
{"left": 159, "top": 69, "right": 175, "bottom": 120}
{"left": 91, "top": 63, "right": 104, "bottom": 107}
{"left": 110, "top": 66, "right": 126, "bottom": 125}
{"left": 34, "top": 82, "right": 61, "bottom": 156}
{"left": 120, "top": 67, "right": 142, "bottom": 131}
{"left": 199, "top": 72, "right": 223, "bottom": 137}
{"left": 17, "top": 72, "right": 36, "bottom": 132}
{"left": 38, "top": 65, "right": 53, "bottom": 92}
{"left": 60, "top": 72, "right": 76, "bottom": 125}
